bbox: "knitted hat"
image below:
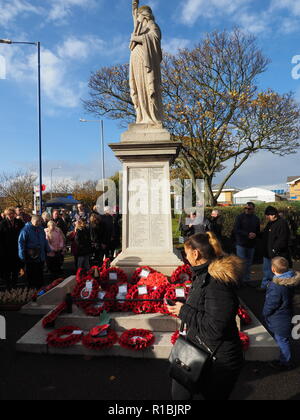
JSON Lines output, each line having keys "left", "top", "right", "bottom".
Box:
{"left": 265, "top": 206, "right": 278, "bottom": 216}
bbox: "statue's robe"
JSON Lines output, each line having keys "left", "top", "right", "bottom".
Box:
{"left": 130, "top": 21, "right": 163, "bottom": 125}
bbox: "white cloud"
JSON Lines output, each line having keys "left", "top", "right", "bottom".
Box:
{"left": 270, "top": 0, "right": 300, "bottom": 17}
{"left": 57, "top": 36, "right": 106, "bottom": 61}
{"left": 162, "top": 38, "right": 190, "bottom": 54}
{"left": 1, "top": 33, "right": 129, "bottom": 110}
{"left": 280, "top": 17, "right": 300, "bottom": 34}
{"left": 178, "top": 0, "right": 300, "bottom": 35}
{"left": 0, "top": 0, "right": 42, "bottom": 27}
{"left": 180, "top": 0, "right": 250, "bottom": 26}
{"left": 0, "top": 0, "right": 99, "bottom": 29}
{"left": 46, "top": 0, "right": 98, "bottom": 23}
{"left": 237, "top": 11, "right": 270, "bottom": 35}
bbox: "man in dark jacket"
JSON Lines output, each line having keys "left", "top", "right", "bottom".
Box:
{"left": 233, "top": 202, "right": 261, "bottom": 284}
{"left": 102, "top": 207, "right": 116, "bottom": 259}
{"left": 0, "top": 208, "right": 24, "bottom": 289}
{"left": 18, "top": 215, "right": 52, "bottom": 289}
{"left": 207, "top": 209, "right": 223, "bottom": 240}
{"left": 51, "top": 209, "right": 68, "bottom": 236}
{"left": 180, "top": 211, "right": 209, "bottom": 241}
{"left": 261, "top": 206, "right": 291, "bottom": 290}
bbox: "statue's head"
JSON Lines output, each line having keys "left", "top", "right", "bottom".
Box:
{"left": 137, "top": 5, "right": 154, "bottom": 22}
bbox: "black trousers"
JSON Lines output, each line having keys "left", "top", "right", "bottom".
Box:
{"left": 26, "top": 262, "right": 44, "bottom": 289}
{"left": 46, "top": 252, "right": 64, "bottom": 277}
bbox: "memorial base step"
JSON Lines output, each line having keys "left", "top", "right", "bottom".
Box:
{"left": 16, "top": 307, "right": 279, "bottom": 361}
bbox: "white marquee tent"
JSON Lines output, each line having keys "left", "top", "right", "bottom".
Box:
{"left": 233, "top": 187, "right": 281, "bottom": 205}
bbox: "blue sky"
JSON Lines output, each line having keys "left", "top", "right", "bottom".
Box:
{"left": 1, "top": 0, "right": 300, "bottom": 191}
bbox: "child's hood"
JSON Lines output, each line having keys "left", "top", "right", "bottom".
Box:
{"left": 273, "top": 271, "right": 300, "bottom": 287}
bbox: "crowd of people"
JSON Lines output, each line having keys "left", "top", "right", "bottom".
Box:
{"left": 0, "top": 204, "right": 121, "bottom": 290}
{"left": 181, "top": 203, "right": 296, "bottom": 290}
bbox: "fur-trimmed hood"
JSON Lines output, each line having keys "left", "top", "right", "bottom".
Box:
{"left": 208, "top": 255, "right": 244, "bottom": 285}
{"left": 273, "top": 271, "right": 300, "bottom": 288}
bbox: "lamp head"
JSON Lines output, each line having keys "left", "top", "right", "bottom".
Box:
{"left": 0, "top": 39, "right": 12, "bottom": 44}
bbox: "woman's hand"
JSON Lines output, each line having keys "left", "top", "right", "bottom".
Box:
{"left": 167, "top": 302, "right": 184, "bottom": 317}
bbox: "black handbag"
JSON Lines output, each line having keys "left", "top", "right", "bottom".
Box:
{"left": 169, "top": 324, "right": 223, "bottom": 393}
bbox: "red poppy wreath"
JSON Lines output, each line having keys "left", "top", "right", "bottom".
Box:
{"left": 161, "top": 283, "right": 189, "bottom": 316}
{"left": 119, "top": 329, "right": 155, "bottom": 351}
{"left": 47, "top": 326, "right": 84, "bottom": 348}
{"left": 42, "top": 302, "right": 67, "bottom": 329}
{"left": 108, "top": 282, "right": 133, "bottom": 312}
{"left": 170, "top": 264, "right": 192, "bottom": 284}
{"left": 130, "top": 266, "right": 156, "bottom": 285}
{"left": 32, "top": 277, "right": 65, "bottom": 301}
{"left": 76, "top": 268, "right": 87, "bottom": 284}
{"left": 82, "top": 327, "right": 118, "bottom": 351}
{"left": 100, "top": 267, "right": 128, "bottom": 289}
{"left": 237, "top": 306, "right": 252, "bottom": 326}
{"left": 126, "top": 285, "right": 156, "bottom": 314}
{"left": 84, "top": 290, "right": 115, "bottom": 316}
{"left": 239, "top": 332, "right": 250, "bottom": 351}
{"left": 138, "top": 272, "right": 169, "bottom": 289}
{"left": 71, "top": 278, "right": 99, "bottom": 309}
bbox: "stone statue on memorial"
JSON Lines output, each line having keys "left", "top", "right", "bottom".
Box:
{"left": 129, "top": 0, "right": 164, "bottom": 126}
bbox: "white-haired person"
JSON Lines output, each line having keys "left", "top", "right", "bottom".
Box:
{"left": 45, "top": 221, "right": 65, "bottom": 278}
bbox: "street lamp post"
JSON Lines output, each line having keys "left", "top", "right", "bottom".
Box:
{"left": 50, "top": 167, "right": 62, "bottom": 200}
{"left": 0, "top": 38, "right": 43, "bottom": 215}
{"left": 80, "top": 119, "right": 106, "bottom": 208}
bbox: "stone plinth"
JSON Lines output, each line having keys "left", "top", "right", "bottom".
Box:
{"left": 109, "top": 124, "right": 183, "bottom": 277}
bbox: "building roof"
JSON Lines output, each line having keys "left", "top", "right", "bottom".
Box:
{"left": 287, "top": 176, "right": 300, "bottom": 185}
{"left": 234, "top": 187, "right": 277, "bottom": 198}
{"left": 212, "top": 184, "right": 240, "bottom": 192}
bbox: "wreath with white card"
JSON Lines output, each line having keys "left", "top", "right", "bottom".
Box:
{"left": 109, "top": 282, "right": 133, "bottom": 312}
{"left": 118, "top": 329, "right": 155, "bottom": 351}
{"left": 71, "top": 278, "right": 99, "bottom": 309}
{"left": 162, "top": 283, "right": 189, "bottom": 317}
{"left": 84, "top": 289, "right": 115, "bottom": 316}
{"left": 100, "top": 267, "right": 128, "bottom": 288}
{"left": 47, "top": 326, "right": 84, "bottom": 348}
{"left": 126, "top": 284, "right": 156, "bottom": 314}
{"left": 130, "top": 266, "right": 156, "bottom": 285}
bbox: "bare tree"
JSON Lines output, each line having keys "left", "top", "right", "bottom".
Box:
{"left": 84, "top": 30, "right": 300, "bottom": 205}
{"left": 0, "top": 171, "right": 37, "bottom": 210}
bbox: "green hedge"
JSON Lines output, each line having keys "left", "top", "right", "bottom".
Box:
{"left": 205, "top": 202, "right": 300, "bottom": 237}
{"left": 173, "top": 202, "right": 300, "bottom": 241}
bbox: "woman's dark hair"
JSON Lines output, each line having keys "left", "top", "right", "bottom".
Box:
{"left": 184, "top": 233, "right": 221, "bottom": 262}
{"left": 90, "top": 213, "right": 101, "bottom": 226}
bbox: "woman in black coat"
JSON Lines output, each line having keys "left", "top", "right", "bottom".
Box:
{"left": 168, "top": 232, "right": 244, "bottom": 401}
{"left": 0, "top": 208, "right": 25, "bottom": 289}
{"left": 89, "top": 213, "right": 106, "bottom": 266}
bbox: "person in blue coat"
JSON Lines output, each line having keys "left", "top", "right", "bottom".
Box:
{"left": 18, "top": 215, "right": 52, "bottom": 289}
{"left": 263, "top": 256, "right": 300, "bottom": 370}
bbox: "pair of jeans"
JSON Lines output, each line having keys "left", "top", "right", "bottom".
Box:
{"left": 274, "top": 335, "right": 292, "bottom": 365}
{"left": 262, "top": 257, "right": 273, "bottom": 289}
{"left": 236, "top": 246, "right": 255, "bottom": 282}
{"left": 77, "top": 255, "right": 90, "bottom": 271}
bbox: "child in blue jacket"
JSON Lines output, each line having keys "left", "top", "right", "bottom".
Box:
{"left": 263, "top": 256, "right": 300, "bottom": 370}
